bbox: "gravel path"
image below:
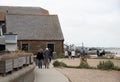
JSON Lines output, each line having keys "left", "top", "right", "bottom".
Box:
{"left": 55, "top": 58, "right": 120, "bottom": 82}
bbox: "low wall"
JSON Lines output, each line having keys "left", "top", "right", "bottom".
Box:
{"left": 0, "top": 64, "right": 35, "bottom": 82}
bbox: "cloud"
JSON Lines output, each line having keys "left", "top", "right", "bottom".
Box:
{"left": 1, "top": 0, "right": 120, "bottom": 47}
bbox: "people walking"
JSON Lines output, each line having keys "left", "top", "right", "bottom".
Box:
{"left": 68, "top": 50, "right": 71, "bottom": 59}
{"left": 97, "top": 49, "right": 100, "bottom": 57}
{"left": 49, "top": 48, "right": 53, "bottom": 62}
{"left": 80, "top": 47, "right": 87, "bottom": 63}
{"left": 43, "top": 48, "right": 51, "bottom": 68}
{"left": 71, "top": 50, "right": 75, "bottom": 59}
{"left": 97, "top": 49, "right": 105, "bottom": 57}
{"left": 64, "top": 50, "right": 68, "bottom": 58}
{"left": 102, "top": 49, "right": 105, "bottom": 56}
{"left": 36, "top": 48, "right": 44, "bottom": 69}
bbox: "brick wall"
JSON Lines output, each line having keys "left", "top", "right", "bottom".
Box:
{"left": 18, "top": 40, "right": 64, "bottom": 55}
{"left": 0, "top": 12, "right": 5, "bottom": 21}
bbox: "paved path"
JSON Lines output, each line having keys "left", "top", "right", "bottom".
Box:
{"left": 34, "top": 62, "right": 69, "bottom": 82}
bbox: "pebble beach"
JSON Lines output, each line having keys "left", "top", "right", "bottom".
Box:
{"left": 56, "top": 58, "right": 120, "bottom": 82}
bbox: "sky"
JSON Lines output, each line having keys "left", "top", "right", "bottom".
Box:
{"left": 0, "top": 0, "right": 120, "bottom": 47}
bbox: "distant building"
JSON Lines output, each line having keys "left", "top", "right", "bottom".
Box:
{"left": 0, "top": 6, "right": 64, "bottom": 54}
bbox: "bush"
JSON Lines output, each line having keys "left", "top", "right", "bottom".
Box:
{"left": 114, "top": 66, "right": 120, "bottom": 71}
{"left": 53, "top": 60, "right": 67, "bottom": 67}
{"left": 79, "top": 61, "right": 90, "bottom": 68}
{"left": 104, "top": 54, "right": 115, "bottom": 59}
{"left": 53, "top": 61, "right": 60, "bottom": 67}
{"left": 115, "top": 57, "right": 120, "bottom": 60}
{"left": 97, "top": 60, "right": 114, "bottom": 70}
{"left": 53, "top": 54, "right": 65, "bottom": 59}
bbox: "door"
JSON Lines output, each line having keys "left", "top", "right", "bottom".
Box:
{"left": 47, "top": 43, "right": 54, "bottom": 52}
{"left": 0, "top": 44, "right": 5, "bottom": 51}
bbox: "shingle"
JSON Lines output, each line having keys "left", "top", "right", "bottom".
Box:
{"left": 6, "top": 14, "right": 64, "bottom": 40}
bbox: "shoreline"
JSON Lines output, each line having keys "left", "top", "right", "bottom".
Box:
{"left": 89, "top": 54, "right": 120, "bottom": 58}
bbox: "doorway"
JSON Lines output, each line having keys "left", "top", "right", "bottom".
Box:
{"left": 22, "top": 44, "right": 28, "bottom": 52}
{"left": 47, "top": 43, "right": 54, "bottom": 52}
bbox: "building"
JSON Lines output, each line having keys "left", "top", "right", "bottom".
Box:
{"left": 0, "top": 6, "right": 64, "bottom": 54}
{"left": 4, "top": 33, "right": 17, "bottom": 51}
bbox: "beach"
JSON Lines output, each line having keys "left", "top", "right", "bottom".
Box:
{"left": 55, "top": 58, "right": 120, "bottom": 82}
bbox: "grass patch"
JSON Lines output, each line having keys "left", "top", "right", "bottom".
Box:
{"left": 53, "top": 60, "right": 67, "bottom": 67}
{"left": 53, "top": 54, "right": 65, "bottom": 59}
{"left": 115, "top": 57, "right": 120, "bottom": 60}
{"left": 53, "top": 60, "right": 120, "bottom": 71}
{"left": 97, "top": 60, "right": 114, "bottom": 70}
{"left": 53, "top": 60, "right": 91, "bottom": 69}
{"left": 114, "top": 66, "right": 120, "bottom": 71}
{"left": 79, "top": 61, "right": 90, "bottom": 68}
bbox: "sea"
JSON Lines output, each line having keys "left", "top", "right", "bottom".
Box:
{"left": 105, "top": 48, "right": 120, "bottom": 57}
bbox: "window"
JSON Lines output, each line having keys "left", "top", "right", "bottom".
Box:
{"left": 22, "top": 44, "right": 28, "bottom": 52}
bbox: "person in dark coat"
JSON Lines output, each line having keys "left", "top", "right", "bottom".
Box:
{"left": 97, "top": 49, "right": 100, "bottom": 57}
{"left": 43, "top": 48, "right": 51, "bottom": 68}
{"left": 49, "top": 48, "right": 53, "bottom": 62}
{"left": 102, "top": 50, "right": 105, "bottom": 56}
{"left": 36, "top": 48, "right": 44, "bottom": 68}
{"left": 68, "top": 50, "right": 71, "bottom": 59}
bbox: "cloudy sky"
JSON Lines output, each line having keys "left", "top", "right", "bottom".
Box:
{"left": 1, "top": 0, "right": 120, "bottom": 47}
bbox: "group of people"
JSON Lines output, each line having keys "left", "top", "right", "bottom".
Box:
{"left": 65, "top": 48, "right": 88, "bottom": 62}
{"left": 36, "top": 48, "right": 53, "bottom": 69}
{"left": 64, "top": 50, "right": 76, "bottom": 59}
{"left": 97, "top": 49, "right": 105, "bottom": 57}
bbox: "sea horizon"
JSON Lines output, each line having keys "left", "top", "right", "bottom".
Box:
{"left": 105, "top": 48, "right": 120, "bottom": 57}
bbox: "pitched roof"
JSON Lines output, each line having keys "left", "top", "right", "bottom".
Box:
{"left": 6, "top": 14, "right": 64, "bottom": 40}
{"left": 0, "top": 6, "right": 49, "bottom": 15}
